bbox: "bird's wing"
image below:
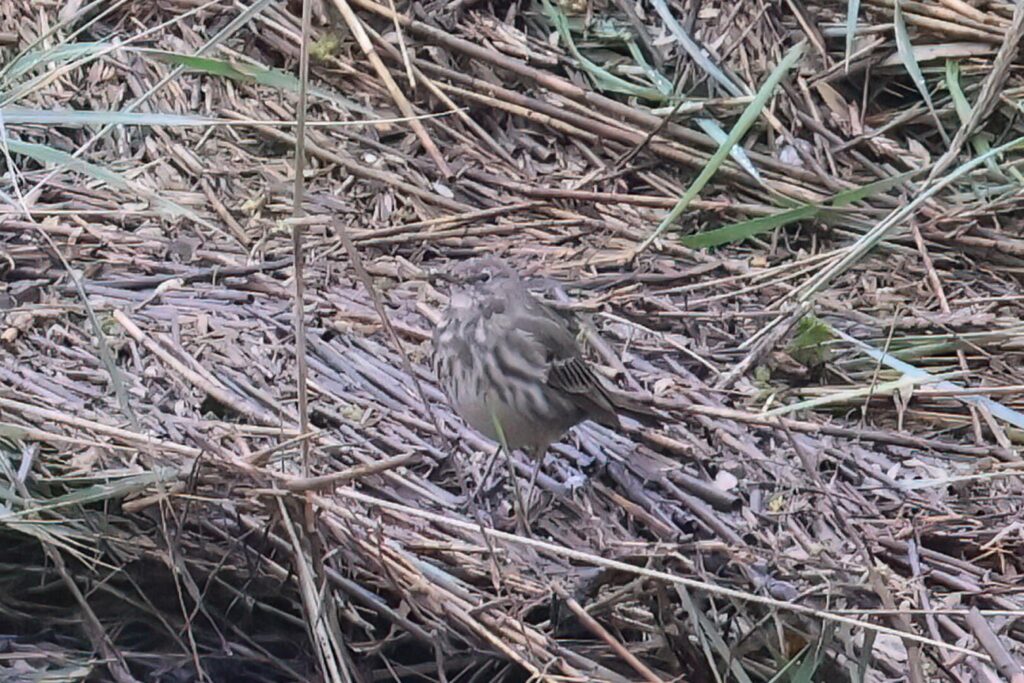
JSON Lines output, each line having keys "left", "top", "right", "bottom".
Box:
{"left": 512, "top": 294, "right": 620, "bottom": 428}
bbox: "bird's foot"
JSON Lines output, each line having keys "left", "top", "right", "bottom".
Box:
{"left": 470, "top": 474, "right": 506, "bottom": 504}
{"left": 486, "top": 497, "right": 535, "bottom": 536}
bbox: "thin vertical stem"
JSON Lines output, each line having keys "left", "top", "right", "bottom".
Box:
{"left": 292, "top": 0, "right": 313, "bottom": 476}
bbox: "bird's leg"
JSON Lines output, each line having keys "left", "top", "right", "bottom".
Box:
{"left": 471, "top": 443, "right": 504, "bottom": 502}
{"left": 502, "top": 448, "right": 531, "bottom": 537}
{"left": 488, "top": 412, "right": 532, "bottom": 536}
{"left": 524, "top": 447, "right": 544, "bottom": 512}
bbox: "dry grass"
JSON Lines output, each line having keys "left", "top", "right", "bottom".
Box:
{"left": 1, "top": 0, "right": 1023, "bottom": 681}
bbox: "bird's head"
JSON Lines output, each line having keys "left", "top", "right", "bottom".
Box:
{"left": 429, "top": 256, "right": 521, "bottom": 312}
{"left": 449, "top": 256, "right": 516, "bottom": 287}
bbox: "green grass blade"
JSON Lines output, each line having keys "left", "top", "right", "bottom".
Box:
{"left": 765, "top": 645, "right": 808, "bottom": 682}
{"left": 845, "top": 0, "right": 860, "bottom": 67}
{"left": 541, "top": 0, "right": 666, "bottom": 100}
{"left": 0, "top": 107, "right": 212, "bottom": 127}
{"left": 637, "top": 40, "right": 806, "bottom": 254}
{"left": 678, "top": 585, "right": 755, "bottom": 683}
{"left": 788, "top": 314, "right": 835, "bottom": 366}
{"left": 831, "top": 326, "right": 1024, "bottom": 430}
{"left": 695, "top": 117, "right": 762, "bottom": 181}
{"left": 945, "top": 60, "right": 971, "bottom": 122}
{"left": 764, "top": 371, "right": 957, "bottom": 417}
{"left": 10, "top": 469, "right": 180, "bottom": 518}
{"left": 2, "top": 42, "right": 109, "bottom": 83}
{"left": 681, "top": 169, "right": 914, "bottom": 249}
{"left": 946, "top": 59, "right": 1020, "bottom": 181}
{"left": 143, "top": 50, "right": 377, "bottom": 116}
{"left": 790, "top": 625, "right": 834, "bottom": 683}
{"left": 4, "top": 139, "right": 195, "bottom": 220}
{"left": 797, "top": 135, "right": 1024, "bottom": 301}
{"left": 650, "top": 0, "right": 746, "bottom": 97}
{"left": 148, "top": 50, "right": 301, "bottom": 87}
{"left": 893, "top": 0, "right": 949, "bottom": 144}
{"left": 626, "top": 40, "right": 674, "bottom": 96}
{"left": 856, "top": 630, "right": 878, "bottom": 681}
{"left": 681, "top": 204, "right": 819, "bottom": 248}
{"left": 827, "top": 170, "right": 918, "bottom": 206}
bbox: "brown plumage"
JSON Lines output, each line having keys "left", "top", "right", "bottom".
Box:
{"left": 431, "top": 257, "right": 621, "bottom": 458}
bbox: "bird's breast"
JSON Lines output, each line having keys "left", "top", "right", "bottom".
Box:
{"left": 432, "top": 300, "right": 587, "bottom": 453}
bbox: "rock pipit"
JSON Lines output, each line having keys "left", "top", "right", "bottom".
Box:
{"left": 431, "top": 257, "right": 637, "bottom": 523}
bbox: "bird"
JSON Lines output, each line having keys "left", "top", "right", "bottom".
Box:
{"left": 431, "top": 256, "right": 633, "bottom": 516}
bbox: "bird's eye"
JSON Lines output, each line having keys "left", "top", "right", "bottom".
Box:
{"left": 478, "top": 271, "right": 492, "bottom": 283}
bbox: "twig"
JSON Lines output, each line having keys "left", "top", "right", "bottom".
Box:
{"left": 965, "top": 608, "right": 1024, "bottom": 682}
{"left": 321, "top": 489, "right": 993, "bottom": 661}
{"left": 551, "top": 583, "right": 665, "bottom": 683}
{"left": 292, "top": 0, "right": 313, "bottom": 476}
{"left": 276, "top": 496, "right": 352, "bottom": 683}
{"left": 223, "top": 108, "right": 468, "bottom": 211}
{"left": 331, "top": 218, "right": 447, "bottom": 442}
{"left": 113, "top": 310, "right": 285, "bottom": 427}
{"left": 328, "top": 0, "right": 451, "bottom": 177}
{"left": 1, "top": 460, "right": 139, "bottom": 683}
{"left": 65, "top": 257, "right": 294, "bottom": 291}
{"left": 283, "top": 452, "right": 418, "bottom": 491}
{"left": 668, "top": 402, "right": 1018, "bottom": 459}
{"left": 928, "top": 2, "right": 1024, "bottom": 181}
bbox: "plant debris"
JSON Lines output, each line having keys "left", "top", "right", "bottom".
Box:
{"left": 1, "top": 0, "right": 1023, "bottom": 681}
